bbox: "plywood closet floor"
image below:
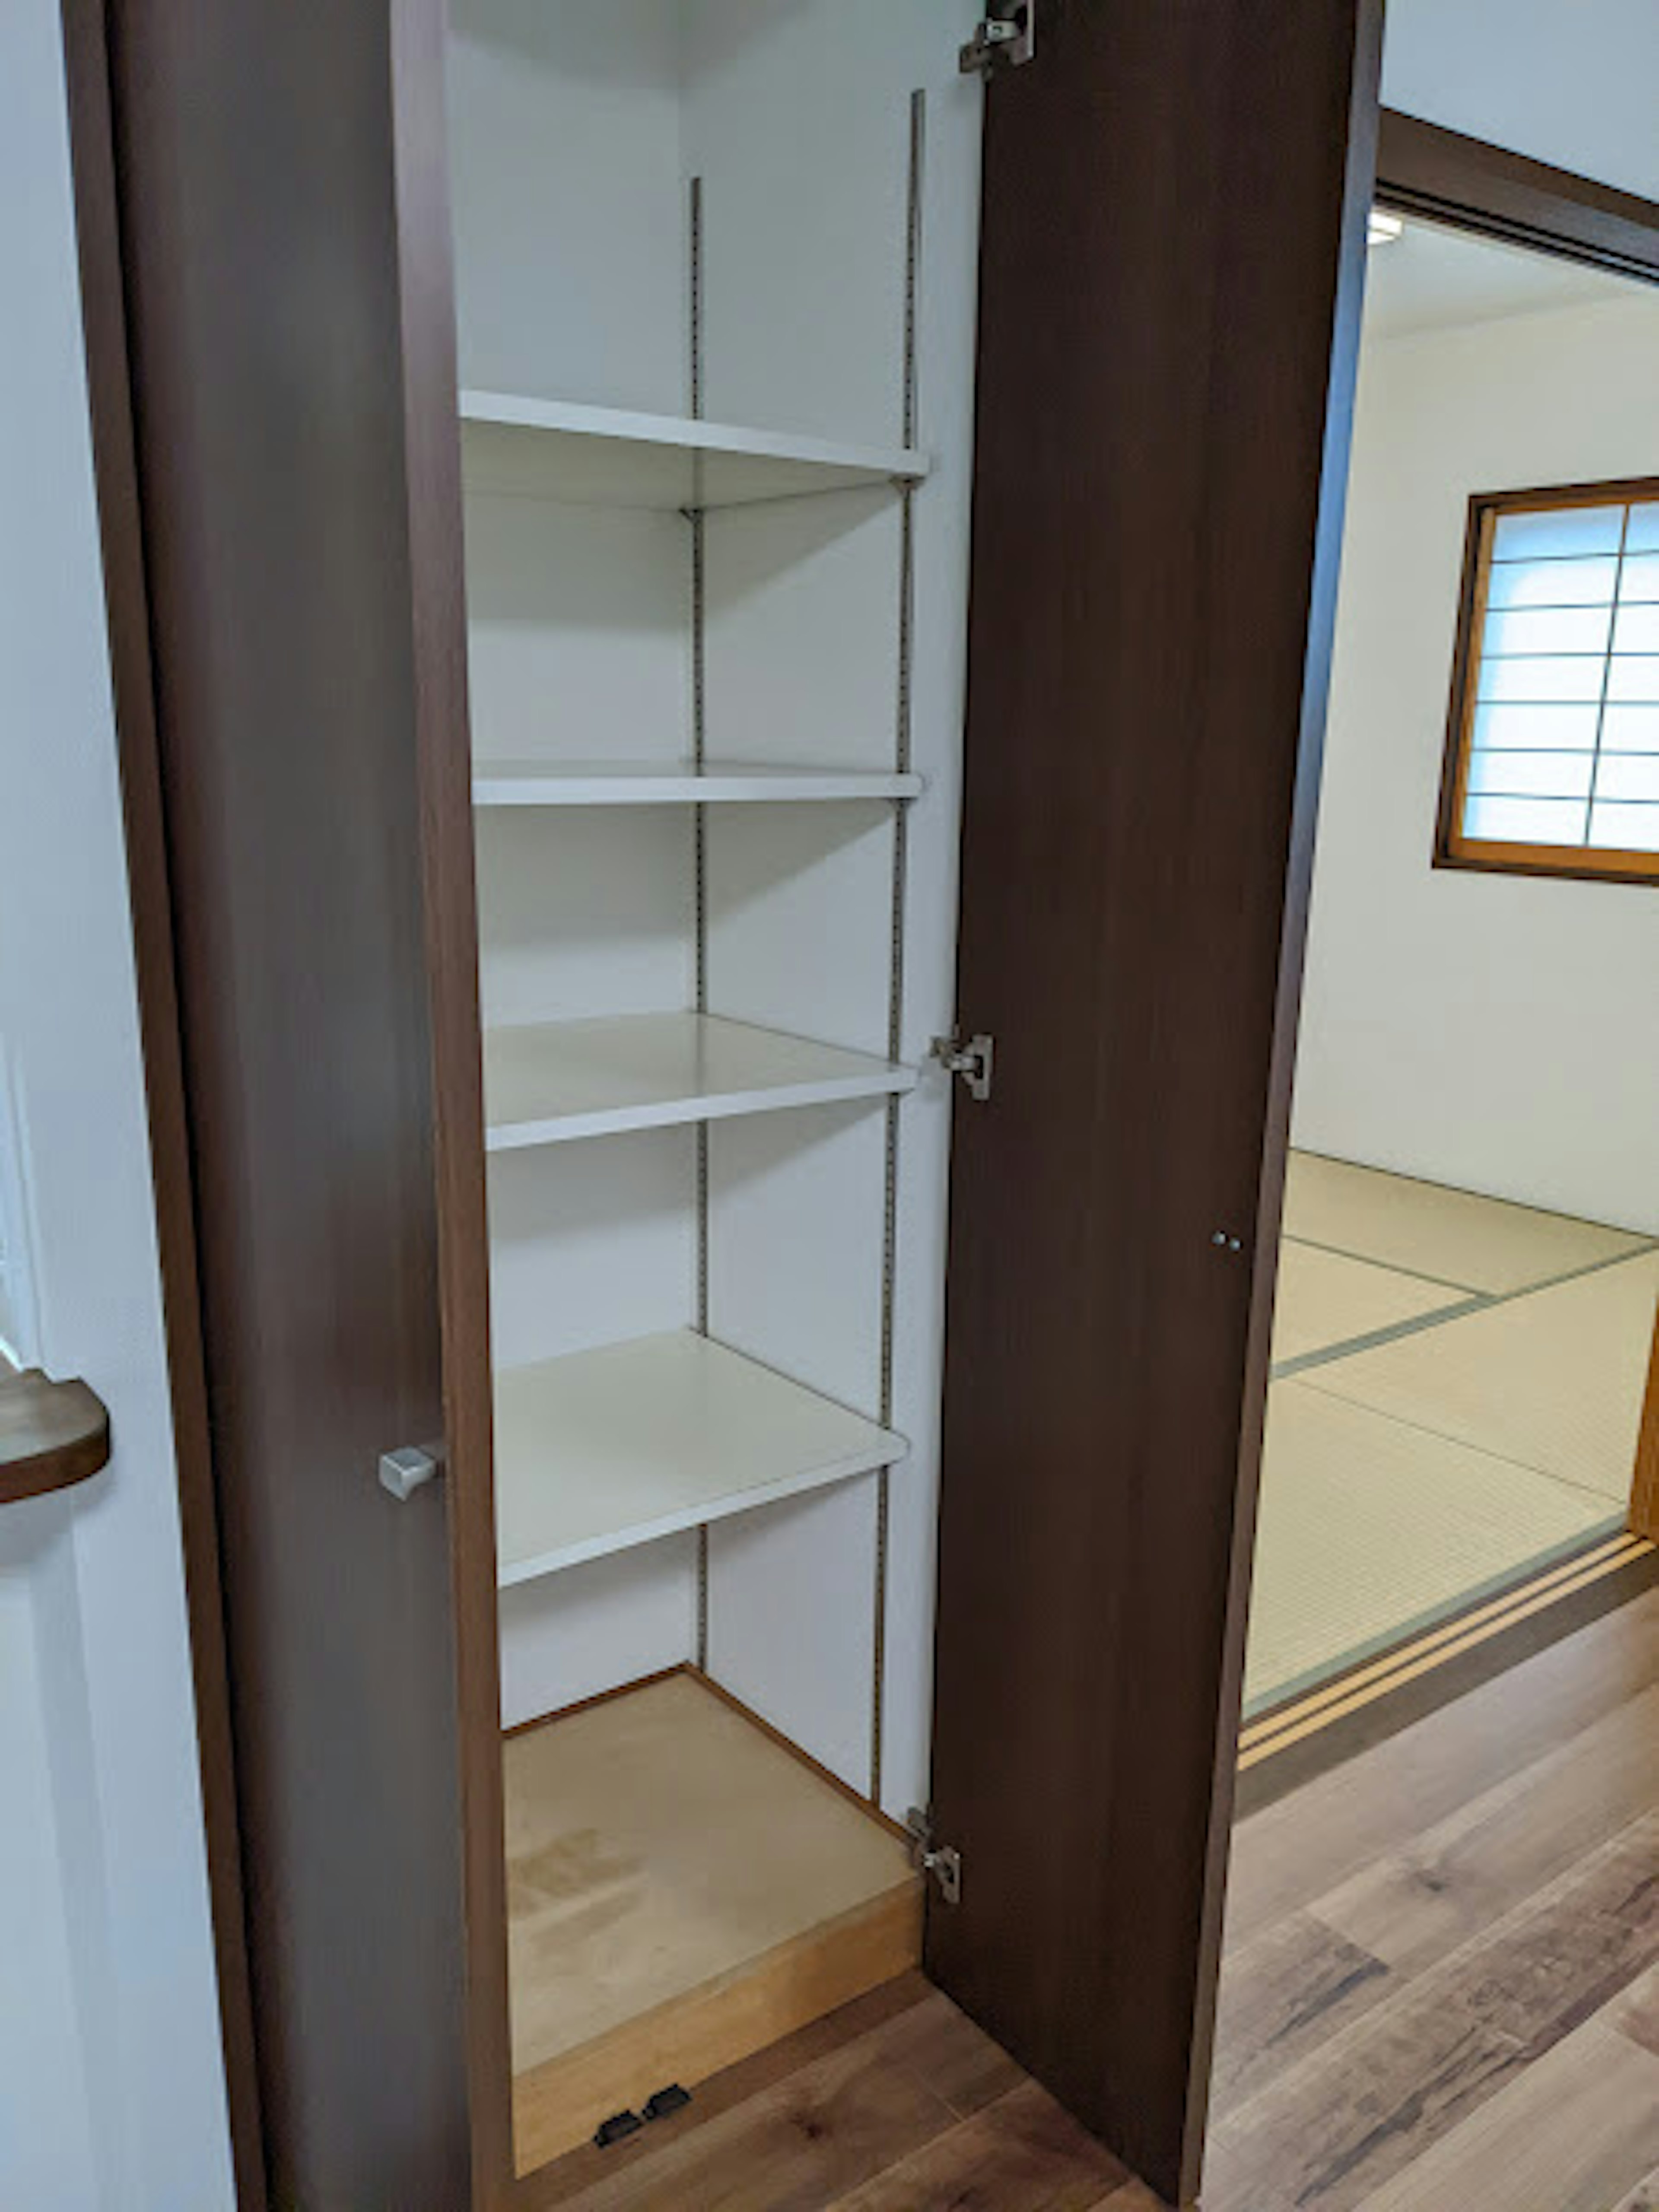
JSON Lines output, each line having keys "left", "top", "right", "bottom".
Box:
{"left": 506, "top": 1669, "right": 920, "bottom": 2174}
{"left": 1249, "top": 1154, "right": 1659, "bottom": 1713}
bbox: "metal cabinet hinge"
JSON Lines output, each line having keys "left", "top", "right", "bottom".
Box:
{"left": 960, "top": 2, "right": 1036, "bottom": 77}
{"left": 933, "top": 1030, "right": 994, "bottom": 1103}
{"left": 906, "top": 1808, "right": 963, "bottom": 1905}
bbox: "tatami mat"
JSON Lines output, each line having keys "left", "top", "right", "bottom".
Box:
{"left": 1283, "top": 1152, "right": 1651, "bottom": 1295}
{"left": 1245, "top": 1383, "right": 1613, "bottom": 1711}
{"left": 1249, "top": 1157, "right": 1656, "bottom": 1713}
{"left": 1272, "top": 1241, "right": 1470, "bottom": 1368}
{"left": 1304, "top": 1251, "right": 1659, "bottom": 1507}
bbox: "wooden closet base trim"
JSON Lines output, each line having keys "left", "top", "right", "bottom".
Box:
{"left": 500, "top": 1663, "right": 691, "bottom": 1740}
{"left": 513, "top": 1974, "right": 935, "bottom": 2208}
{"left": 512, "top": 1883, "right": 922, "bottom": 2177}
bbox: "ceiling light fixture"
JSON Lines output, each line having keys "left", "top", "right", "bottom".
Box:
{"left": 1368, "top": 209, "right": 1405, "bottom": 247}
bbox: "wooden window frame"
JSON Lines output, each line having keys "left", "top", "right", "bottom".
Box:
{"left": 1435, "top": 477, "right": 1659, "bottom": 889}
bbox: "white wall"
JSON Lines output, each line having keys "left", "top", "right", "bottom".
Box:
{"left": 447, "top": 0, "right": 687, "bottom": 409}
{"left": 1384, "top": 0, "right": 1659, "bottom": 201}
{"left": 1292, "top": 288, "right": 1659, "bottom": 1233}
{"left": 686, "top": 0, "right": 983, "bottom": 1816}
{"left": 0, "top": 2, "right": 234, "bottom": 2206}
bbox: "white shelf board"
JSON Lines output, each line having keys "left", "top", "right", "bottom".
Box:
{"left": 495, "top": 1330, "right": 908, "bottom": 1582}
{"left": 459, "top": 391, "right": 928, "bottom": 510}
{"left": 472, "top": 758, "right": 924, "bottom": 807}
{"left": 484, "top": 1011, "right": 914, "bottom": 1150}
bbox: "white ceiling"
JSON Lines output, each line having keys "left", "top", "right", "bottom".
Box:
{"left": 1363, "top": 214, "right": 1645, "bottom": 340}
{"left": 1381, "top": 0, "right": 1659, "bottom": 204}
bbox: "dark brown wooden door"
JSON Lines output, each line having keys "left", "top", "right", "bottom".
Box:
{"left": 65, "top": 2, "right": 509, "bottom": 2205}
{"left": 926, "top": 4, "right": 1382, "bottom": 2204}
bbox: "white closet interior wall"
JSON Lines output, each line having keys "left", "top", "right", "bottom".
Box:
{"left": 447, "top": 0, "right": 982, "bottom": 1817}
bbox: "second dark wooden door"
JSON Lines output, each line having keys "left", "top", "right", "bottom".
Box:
{"left": 926, "top": 3, "right": 1382, "bottom": 2203}
{"left": 68, "top": 1, "right": 508, "bottom": 2202}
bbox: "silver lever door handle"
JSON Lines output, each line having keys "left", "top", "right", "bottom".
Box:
{"left": 379, "top": 1445, "right": 440, "bottom": 1501}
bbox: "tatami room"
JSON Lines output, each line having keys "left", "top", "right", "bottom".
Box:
{"left": 1244, "top": 213, "right": 1659, "bottom": 1729}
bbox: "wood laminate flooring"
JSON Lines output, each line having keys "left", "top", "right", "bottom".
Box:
{"left": 522, "top": 1970, "right": 1159, "bottom": 2211}
{"left": 528, "top": 1587, "right": 1659, "bottom": 2210}
{"left": 1211, "top": 1582, "right": 1659, "bottom": 2212}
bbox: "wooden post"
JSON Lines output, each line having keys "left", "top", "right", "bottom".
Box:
{"left": 1631, "top": 1298, "right": 1659, "bottom": 1543}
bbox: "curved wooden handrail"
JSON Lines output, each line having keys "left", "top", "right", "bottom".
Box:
{"left": 0, "top": 1366, "right": 111, "bottom": 1506}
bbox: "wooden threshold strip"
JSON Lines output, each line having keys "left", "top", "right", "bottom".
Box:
{"left": 1237, "top": 1531, "right": 1659, "bottom": 1805}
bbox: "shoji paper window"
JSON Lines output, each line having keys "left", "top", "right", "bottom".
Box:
{"left": 1441, "top": 483, "right": 1659, "bottom": 882}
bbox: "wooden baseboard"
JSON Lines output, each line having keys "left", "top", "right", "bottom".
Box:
{"left": 512, "top": 1880, "right": 922, "bottom": 2177}
{"left": 501, "top": 1663, "right": 691, "bottom": 1741}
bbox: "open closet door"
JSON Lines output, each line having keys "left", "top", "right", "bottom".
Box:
{"left": 927, "top": 3, "right": 1381, "bottom": 2204}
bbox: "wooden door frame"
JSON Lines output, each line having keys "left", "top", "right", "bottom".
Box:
{"left": 1632, "top": 1302, "right": 1659, "bottom": 1544}
{"left": 57, "top": 6, "right": 267, "bottom": 2201}
{"left": 1374, "top": 111, "right": 1659, "bottom": 282}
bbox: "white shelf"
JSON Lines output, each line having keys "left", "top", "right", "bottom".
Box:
{"left": 495, "top": 1330, "right": 907, "bottom": 1582}
{"left": 459, "top": 391, "right": 928, "bottom": 510}
{"left": 484, "top": 1011, "right": 914, "bottom": 1150}
{"left": 472, "top": 758, "right": 924, "bottom": 808}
